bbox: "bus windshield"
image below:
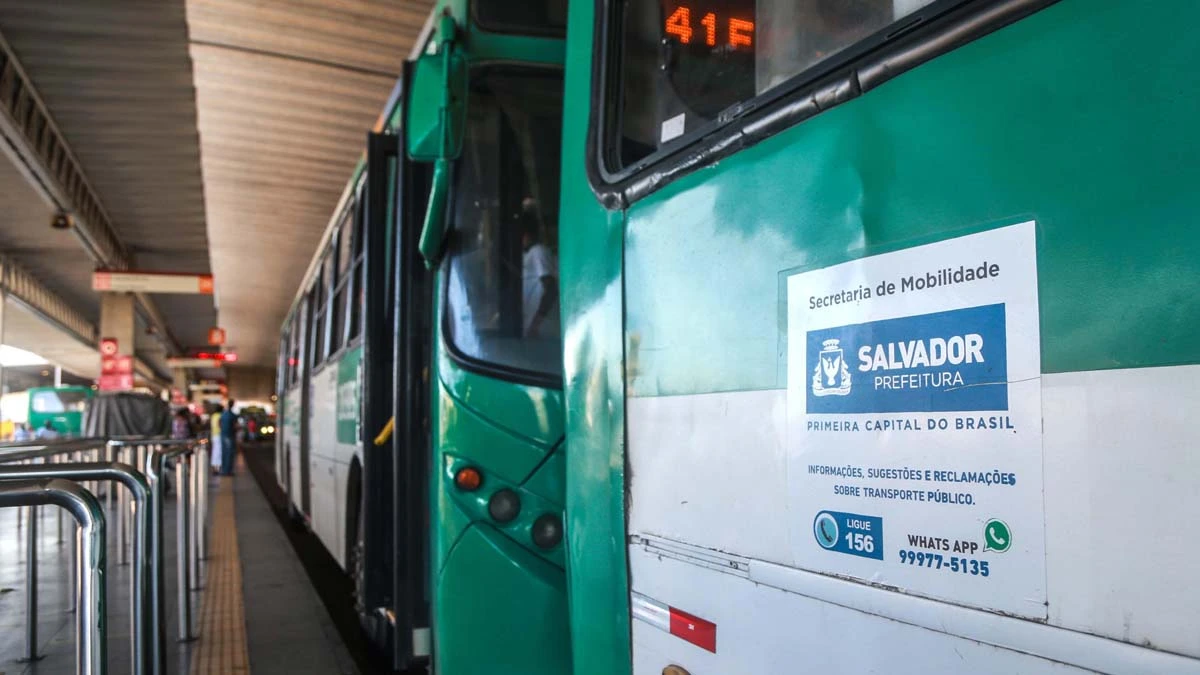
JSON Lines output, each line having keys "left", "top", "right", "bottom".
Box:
{"left": 445, "top": 69, "right": 564, "bottom": 382}
{"left": 31, "top": 389, "right": 88, "bottom": 413}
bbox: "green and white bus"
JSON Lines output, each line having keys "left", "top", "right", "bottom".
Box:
{"left": 558, "top": 0, "right": 1200, "bottom": 674}
{"left": 276, "top": 2, "right": 569, "bottom": 673}
{"left": 281, "top": 0, "right": 1200, "bottom": 674}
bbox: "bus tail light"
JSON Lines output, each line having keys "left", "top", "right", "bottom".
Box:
{"left": 454, "top": 466, "right": 482, "bottom": 491}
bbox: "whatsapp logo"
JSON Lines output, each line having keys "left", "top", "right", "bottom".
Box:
{"left": 983, "top": 519, "right": 1011, "bottom": 553}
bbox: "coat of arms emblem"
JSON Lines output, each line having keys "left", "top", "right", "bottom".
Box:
{"left": 812, "top": 338, "right": 852, "bottom": 397}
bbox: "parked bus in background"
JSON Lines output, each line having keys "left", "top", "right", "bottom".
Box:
{"left": 275, "top": 2, "right": 568, "bottom": 672}
{"left": 557, "top": 0, "right": 1200, "bottom": 673}
{"left": 26, "top": 385, "right": 92, "bottom": 436}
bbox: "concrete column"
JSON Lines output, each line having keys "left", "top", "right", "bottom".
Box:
{"left": 171, "top": 369, "right": 189, "bottom": 405}
{"left": 0, "top": 290, "right": 7, "bottom": 397}
{"left": 99, "top": 292, "right": 136, "bottom": 356}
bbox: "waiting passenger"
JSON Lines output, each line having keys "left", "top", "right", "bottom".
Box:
{"left": 220, "top": 400, "right": 237, "bottom": 476}
{"left": 171, "top": 409, "right": 191, "bottom": 440}
{"left": 210, "top": 405, "right": 224, "bottom": 474}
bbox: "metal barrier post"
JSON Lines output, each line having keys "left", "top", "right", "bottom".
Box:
{"left": 175, "top": 454, "right": 192, "bottom": 637}
{"left": 142, "top": 440, "right": 195, "bottom": 675}
{"left": 0, "top": 479, "right": 106, "bottom": 675}
{"left": 56, "top": 455, "right": 64, "bottom": 543}
{"left": 117, "top": 447, "right": 128, "bottom": 566}
{"left": 0, "top": 460, "right": 152, "bottom": 675}
{"left": 196, "top": 443, "right": 208, "bottom": 560}
{"left": 23, "top": 495, "right": 38, "bottom": 662}
{"left": 105, "top": 445, "right": 114, "bottom": 511}
{"left": 188, "top": 450, "right": 197, "bottom": 589}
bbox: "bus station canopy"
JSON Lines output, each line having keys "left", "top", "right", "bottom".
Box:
{"left": 0, "top": 0, "right": 431, "bottom": 388}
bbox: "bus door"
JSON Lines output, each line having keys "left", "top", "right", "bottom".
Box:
{"left": 388, "top": 78, "right": 434, "bottom": 666}
{"left": 359, "top": 99, "right": 435, "bottom": 668}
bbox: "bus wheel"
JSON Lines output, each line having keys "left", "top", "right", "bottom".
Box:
{"left": 349, "top": 486, "right": 389, "bottom": 653}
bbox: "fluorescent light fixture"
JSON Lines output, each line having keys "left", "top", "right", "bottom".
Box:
{"left": 0, "top": 345, "right": 49, "bottom": 367}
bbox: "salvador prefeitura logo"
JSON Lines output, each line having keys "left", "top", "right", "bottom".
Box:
{"left": 806, "top": 304, "right": 1009, "bottom": 414}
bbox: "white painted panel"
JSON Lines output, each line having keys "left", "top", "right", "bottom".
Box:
{"left": 310, "top": 454, "right": 336, "bottom": 556}
{"left": 627, "top": 389, "right": 790, "bottom": 565}
{"left": 627, "top": 366, "right": 1200, "bottom": 667}
{"left": 309, "top": 366, "right": 338, "bottom": 460}
{"left": 284, "top": 387, "right": 302, "bottom": 506}
{"left": 1043, "top": 366, "right": 1200, "bottom": 657}
{"left": 308, "top": 365, "right": 339, "bottom": 555}
{"left": 629, "top": 544, "right": 1097, "bottom": 675}
{"left": 333, "top": 459, "right": 350, "bottom": 568}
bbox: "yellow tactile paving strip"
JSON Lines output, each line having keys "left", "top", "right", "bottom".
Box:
{"left": 191, "top": 476, "right": 250, "bottom": 674}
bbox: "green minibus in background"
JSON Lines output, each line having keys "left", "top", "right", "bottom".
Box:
{"left": 28, "top": 385, "right": 92, "bottom": 436}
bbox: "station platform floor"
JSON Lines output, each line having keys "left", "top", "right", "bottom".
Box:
{"left": 0, "top": 450, "right": 357, "bottom": 674}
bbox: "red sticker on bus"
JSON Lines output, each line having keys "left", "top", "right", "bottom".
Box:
{"left": 668, "top": 606, "right": 716, "bottom": 653}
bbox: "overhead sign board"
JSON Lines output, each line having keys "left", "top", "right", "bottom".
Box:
{"left": 167, "top": 358, "right": 225, "bottom": 369}
{"left": 786, "top": 222, "right": 1045, "bottom": 619}
{"left": 93, "top": 270, "right": 214, "bottom": 294}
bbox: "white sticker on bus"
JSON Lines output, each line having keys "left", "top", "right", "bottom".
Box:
{"left": 660, "top": 113, "right": 686, "bottom": 143}
{"left": 785, "top": 221, "right": 1045, "bottom": 619}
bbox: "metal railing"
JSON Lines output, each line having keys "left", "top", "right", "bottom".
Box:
{"left": 0, "top": 436, "right": 209, "bottom": 675}
{"left": 0, "top": 479, "right": 106, "bottom": 675}
{"left": 0, "top": 459, "right": 150, "bottom": 675}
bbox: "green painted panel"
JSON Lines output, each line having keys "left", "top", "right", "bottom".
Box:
{"left": 436, "top": 383, "right": 552, "bottom": 488}
{"left": 521, "top": 444, "right": 564, "bottom": 506}
{"left": 434, "top": 525, "right": 571, "bottom": 675}
{"left": 624, "top": 0, "right": 1200, "bottom": 398}
{"left": 414, "top": 13, "right": 571, "bottom": 673}
{"left": 556, "top": 0, "right": 633, "bottom": 672}
{"left": 335, "top": 346, "right": 362, "bottom": 445}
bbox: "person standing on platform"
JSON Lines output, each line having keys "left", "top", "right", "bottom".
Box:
{"left": 210, "top": 405, "right": 224, "bottom": 475}
{"left": 219, "top": 400, "right": 237, "bottom": 476}
{"left": 12, "top": 423, "right": 31, "bottom": 442}
{"left": 171, "top": 409, "right": 191, "bottom": 440}
{"left": 35, "top": 420, "right": 58, "bottom": 440}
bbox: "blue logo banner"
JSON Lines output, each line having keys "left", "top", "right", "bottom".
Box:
{"left": 806, "top": 304, "right": 1008, "bottom": 414}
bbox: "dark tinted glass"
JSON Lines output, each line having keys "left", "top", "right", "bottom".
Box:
{"left": 445, "top": 70, "right": 564, "bottom": 380}
{"left": 612, "top": 0, "right": 937, "bottom": 169}
{"left": 474, "top": 0, "right": 568, "bottom": 35}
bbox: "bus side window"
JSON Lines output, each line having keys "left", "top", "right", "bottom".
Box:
{"left": 348, "top": 189, "right": 364, "bottom": 342}
{"left": 331, "top": 203, "right": 355, "bottom": 353}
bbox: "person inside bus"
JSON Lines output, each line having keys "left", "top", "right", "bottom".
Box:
{"left": 35, "top": 419, "right": 58, "bottom": 440}
{"left": 521, "top": 204, "right": 559, "bottom": 339}
{"left": 219, "top": 400, "right": 237, "bottom": 476}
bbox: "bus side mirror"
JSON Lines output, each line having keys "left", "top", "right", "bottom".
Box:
{"left": 407, "top": 16, "right": 466, "bottom": 162}
{"left": 410, "top": 13, "right": 466, "bottom": 267}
